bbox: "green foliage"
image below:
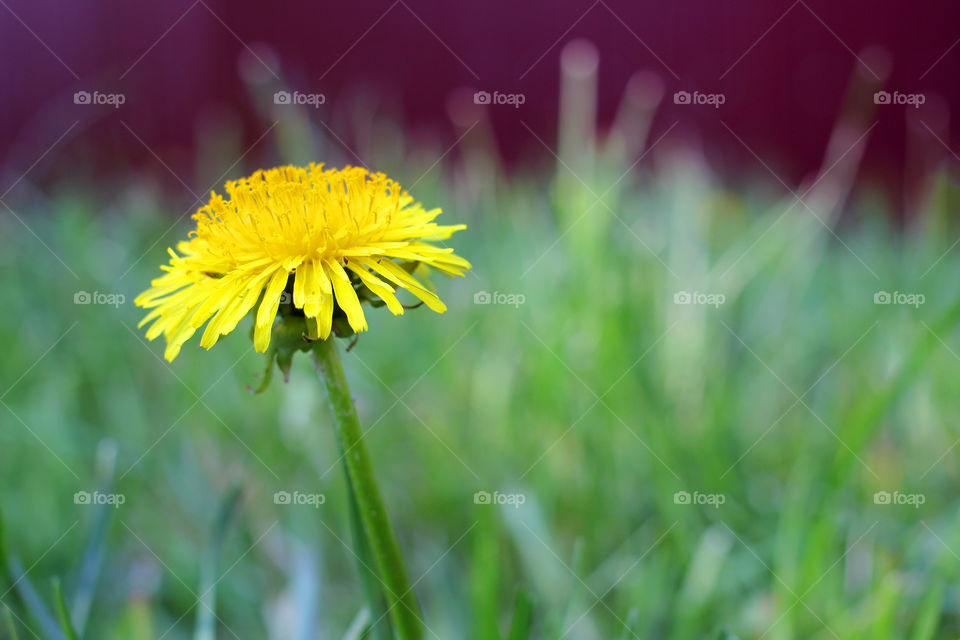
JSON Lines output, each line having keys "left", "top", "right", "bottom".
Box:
{"left": 1, "top": 120, "right": 959, "bottom": 639}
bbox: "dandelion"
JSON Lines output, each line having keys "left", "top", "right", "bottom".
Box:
{"left": 137, "top": 164, "right": 470, "bottom": 640}
{"left": 135, "top": 163, "right": 470, "bottom": 361}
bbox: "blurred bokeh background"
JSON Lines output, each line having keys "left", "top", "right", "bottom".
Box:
{"left": 4, "top": 0, "right": 960, "bottom": 205}
{"left": 3, "top": 1, "right": 960, "bottom": 638}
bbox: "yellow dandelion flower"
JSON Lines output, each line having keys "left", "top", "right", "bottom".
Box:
{"left": 136, "top": 164, "right": 470, "bottom": 361}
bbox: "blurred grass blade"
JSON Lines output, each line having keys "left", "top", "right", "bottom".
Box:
{"left": 193, "top": 485, "right": 243, "bottom": 640}
{"left": 505, "top": 587, "right": 533, "bottom": 640}
{"left": 617, "top": 608, "right": 639, "bottom": 640}
{"left": 678, "top": 525, "right": 733, "bottom": 605}
{"left": 500, "top": 495, "right": 567, "bottom": 619}
{"left": 7, "top": 558, "right": 64, "bottom": 640}
{"left": 0, "top": 509, "right": 8, "bottom": 587}
{"left": 113, "top": 598, "right": 156, "bottom": 640}
{"left": 286, "top": 543, "right": 319, "bottom": 640}
{"left": 470, "top": 515, "right": 499, "bottom": 640}
{"left": 836, "top": 295, "right": 960, "bottom": 478}
{"left": 908, "top": 580, "right": 944, "bottom": 640}
{"left": 341, "top": 607, "right": 371, "bottom": 640}
{"left": 558, "top": 538, "right": 584, "bottom": 633}
{"left": 52, "top": 579, "right": 78, "bottom": 640}
{"left": 870, "top": 574, "right": 901, "bottom": 640}
{"left": 72, "top": 439, "right": 118, "bottom": 634}
{"left": 675, "top": 525, "right": 734, "bottom": 636}
{"left": 240, "top": 62, "right": 318, "bottom": 167}
{"left": 1, "top": 508, "right": 60, "bottom": 639}
{"left": 4, "top": 606, "right": 19, "bottom": 640}
{"left": 557, "top": 39, "right": 597, "bottom": 179}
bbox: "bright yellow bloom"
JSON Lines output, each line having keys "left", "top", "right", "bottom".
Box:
{"left": 136, "top": 164, "right": 470, "bottom": 361}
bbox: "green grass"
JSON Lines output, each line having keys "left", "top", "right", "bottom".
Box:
{"left": 2, "top": 111, "right": 960, "bottom": 639}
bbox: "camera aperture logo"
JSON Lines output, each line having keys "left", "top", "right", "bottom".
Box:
{"left": 74, "top": 491, "right": 125, "bottom": 508}
{"left": 274, "top": 90, "right": 326, "bottom": 109}
{"left": 674, "top": 290, "right": 725, "bottom": 308}
{"left": 673, "top": 91, "right": 725, "bottom": 109}
{"left": 274, "top": 490, "right": 326, "bottom": 508}
{"left": 873, "top": 490, "right": 925, "bottom": 508}
{"left": 873, "top": 291, "right": 924, "bottom": 308}
{"left": 474, "top": 490, "right": 525, "bottom": 508}
{"left": 473, "top": 90, "right": 525, "bottom": 108}
{"left": 673, "top": 490, "right": 725, "bottom": 508}
{"left": 74, "top": 91, "right": 125, "bottom": 108}
{"left": 474, "top": 290, "right": 525, "bottom": 308}
{"left": 873, "top": 91, "right": 925, "bottom": 109}
{"left": 74, "top": 291, "right": 125, "bottom": 308}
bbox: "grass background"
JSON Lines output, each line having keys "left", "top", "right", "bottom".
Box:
{"left": 2, "top": 98, "right": 960, "bottom": 640}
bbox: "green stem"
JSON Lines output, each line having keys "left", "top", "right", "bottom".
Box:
{"left": 312, "top": 338, "right": 423, "bottom": 640}
{"left": 338, "top": 433, "right": 394, "bottom": 640}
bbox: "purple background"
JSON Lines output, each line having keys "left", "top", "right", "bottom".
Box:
{"left": 1, "top": 0, "right": 957, "bottom": 207}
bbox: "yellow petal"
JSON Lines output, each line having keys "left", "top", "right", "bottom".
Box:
{"left": 325, "top": 258, "right": 367, "bottom": 332}
{"left": 293, "top": 261, "right": 308, "bottom": 307}
{"left": 253, "top": 268, "right": 290, "bottom": 352}
{"left": 360, "top": 258, "right": 446, "bottom": 313}
{"left": 347, "top": 262, "right": 403, "bottom": 316}
{"left": 317, "top": 288, "right": 334, "bottom": 339}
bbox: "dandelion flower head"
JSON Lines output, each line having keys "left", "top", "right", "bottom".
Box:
{"left": 136, "top": 164, "right": 470, "bottom": 360}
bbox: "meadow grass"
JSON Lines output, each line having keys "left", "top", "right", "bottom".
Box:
{"left": 1, "top": 108, "right": 960, "bottom": 640}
